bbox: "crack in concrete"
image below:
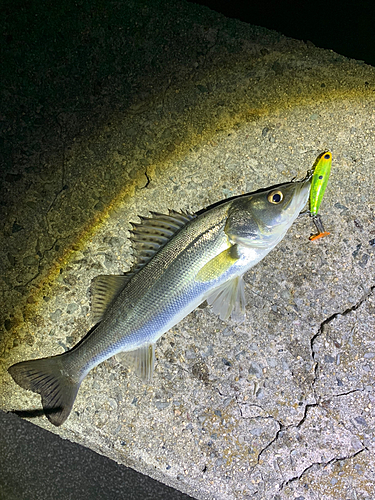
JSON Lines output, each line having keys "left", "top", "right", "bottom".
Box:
{"left": 330, "top": 388, "right": 364, "bottom": 399}
{"left": 281, "top": 447, "right": 367, "bottom": 488}
{"left": 144, "top": 169, "right": 151, "bottom": 188}
{"left": 46, "top": 116, "right": 67, "bottom": 215}
{"left": 220, "top": 392, "right": 285, "bottom": 462}
{"left": 255, "top": 401, "right": 319, "bottom": 465}
{"left": 256, "top": 420, "right": 283, "bottom": 465}
{"left": 16, "top": 238, "right": 59, "bottom": 290}
{"left": 311, "top": 285, "right": 375, "bottom": 348}
{"left": 248, "top": 391, "right": 370, "bottom": 492}
{"left": 320, "top": 391, "right": 370, "bottom": 449}
{"left": 211, "top": 285, "right": 374, "bottom": 492}
{"left": 272, "top": 317, "right": 371, "bottom": 491}
{"left": 310, "top": 284, "right": 375, "bottom": 391}
{"left": 294, "top": 401, "right": 319, "bottom": 428}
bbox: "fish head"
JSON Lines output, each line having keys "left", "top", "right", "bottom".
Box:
{"left": 225, "top": 176, "right": 311, "bottom": 248}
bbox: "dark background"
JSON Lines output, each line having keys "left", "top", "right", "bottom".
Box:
{"left": 188, "top": 0, "right": 375, "bottom": 66}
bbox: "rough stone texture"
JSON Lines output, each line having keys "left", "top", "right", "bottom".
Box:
{"left": 1, "top": 1, "right": 375, "bottom": 499}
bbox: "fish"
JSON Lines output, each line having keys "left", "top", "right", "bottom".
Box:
{"left": 8, "top": 175, "right": 312, "bottom": 426}
{"left": 309, "top": 151, "right": 332, "bottom": 240}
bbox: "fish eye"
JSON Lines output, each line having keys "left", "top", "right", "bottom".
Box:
{"left": 267, "top": 190, "right": 283, "bottom": 204}
{"left": 323, "top": 152, "right": 331, "bottom": 160}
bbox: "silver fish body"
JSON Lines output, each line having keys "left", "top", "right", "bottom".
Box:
{"left": 8, "top": 176, "right": 311, "bottom": 425}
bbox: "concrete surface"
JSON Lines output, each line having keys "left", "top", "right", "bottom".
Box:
{"left": 1, "top": 0, "right": 375, "bottom": 499}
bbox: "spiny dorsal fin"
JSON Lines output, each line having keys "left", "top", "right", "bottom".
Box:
{"left": 90, "top": 211, "right": 194, "bottom": 323}
{"left": 130, "top": 210, "right": 195, "bottom": 273}
{"left": 91, "top": 274, "right": 130, "bottom": 323}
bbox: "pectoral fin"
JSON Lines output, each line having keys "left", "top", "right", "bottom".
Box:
{"left": 196, "top": 245, "right": 239, "bottom": 282}
{"left": 206, "top": 275, "right": 246, "bottom": 323}
{"left": 116, "top": 343, "right": 155, "bottom": 382}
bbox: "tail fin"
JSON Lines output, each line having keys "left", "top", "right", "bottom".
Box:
{"left": 8, "top": 354, "right": 80, "bottom": 426}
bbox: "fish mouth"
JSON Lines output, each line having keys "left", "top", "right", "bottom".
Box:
{"left": 297, "top": 176, "right": 312, "bottom": 208}
{"left": 251, "top": 177, "right": 312, "bottom": 248}
{"left": 285, "top": 176, "right": 312, "bottom": 215}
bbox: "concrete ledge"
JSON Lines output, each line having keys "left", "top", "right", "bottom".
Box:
{"left": 1, "top": 1, "right": 375, "bottom": 498}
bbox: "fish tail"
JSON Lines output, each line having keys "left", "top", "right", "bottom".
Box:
{"left": 8, "top": 353, "right": 80, "bottom": 427}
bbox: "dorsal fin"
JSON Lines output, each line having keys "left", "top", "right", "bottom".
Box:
{"left": 130, "top": 210, "right": 195, "bottom": 273}
{"left": 90, "top": 211, "right": 194, "bottom": 324}
{"left": 91, "top": 274, "right": 130, "bottom": 323}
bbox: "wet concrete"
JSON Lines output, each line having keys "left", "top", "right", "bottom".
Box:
{"left": 1, "top": 0, "right": 375, "bottom": 499}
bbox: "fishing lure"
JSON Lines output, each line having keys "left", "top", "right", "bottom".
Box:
{"left": 309, "top": 151, "right": 332, "bottom": 240}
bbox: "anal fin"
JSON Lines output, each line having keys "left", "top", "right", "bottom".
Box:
{"left": 116, "top": 343, "right": 155, "bottom": 382}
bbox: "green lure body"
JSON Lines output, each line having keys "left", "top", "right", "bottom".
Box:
{"left": 310, "top": 151, "right": 332, "bottom": 215}
{"left": 309, "top": 151, "right": 332, "bottom": 240}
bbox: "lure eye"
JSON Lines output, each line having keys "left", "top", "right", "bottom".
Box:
{"left": 323, "top": 152, "right": 331, "bottom": 160}
{"left": 267, "top": 190, "right": 283, "bottom": 204}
